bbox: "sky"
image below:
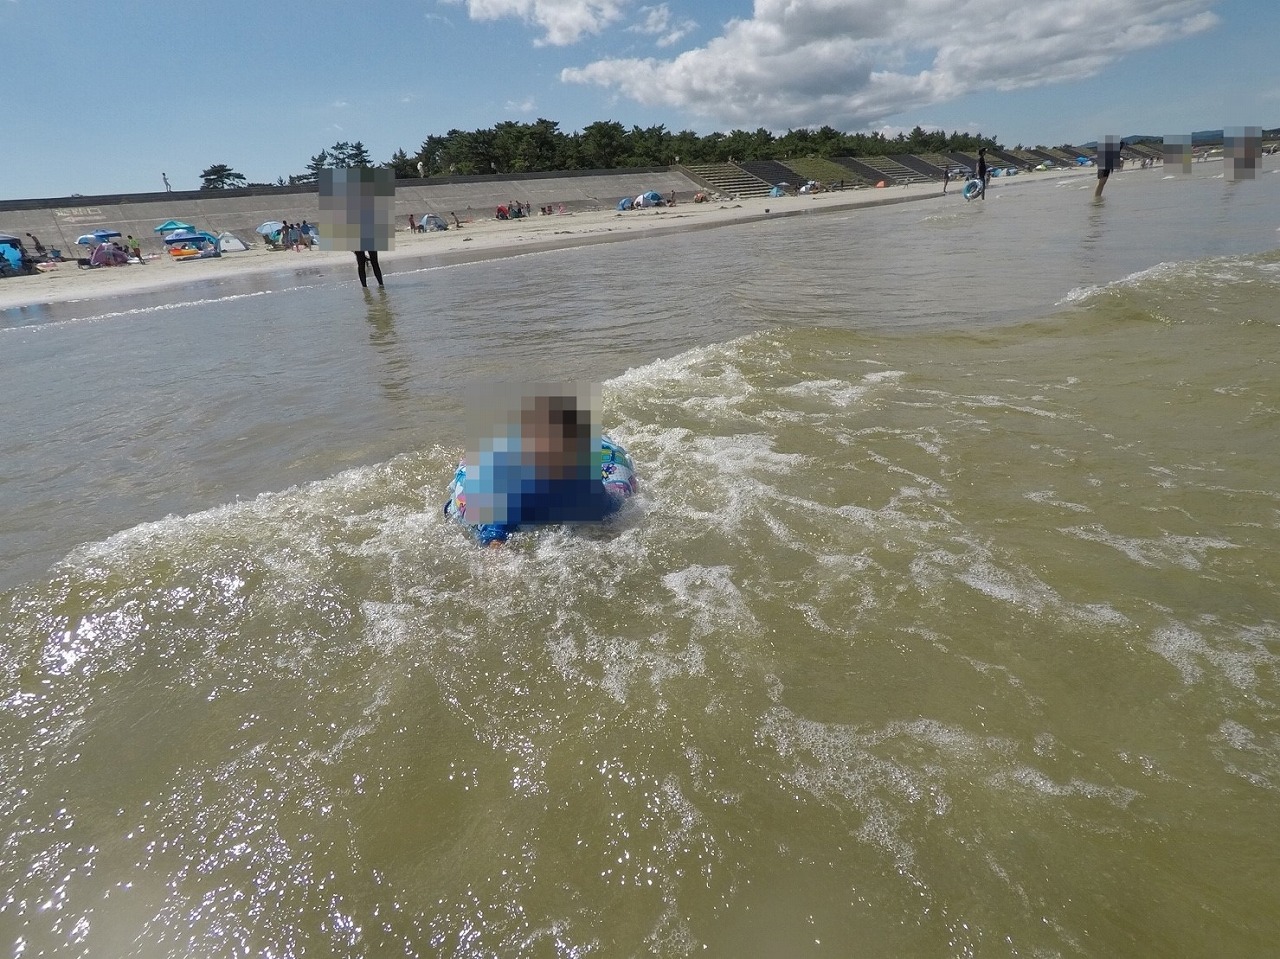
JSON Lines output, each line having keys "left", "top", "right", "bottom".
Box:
{"left": 1, "top": 0, "right": 1275, "bottom": 199}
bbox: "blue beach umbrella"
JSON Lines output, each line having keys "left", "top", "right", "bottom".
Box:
{"left": 154, "top": 219, "right": 194, "bottom": 233}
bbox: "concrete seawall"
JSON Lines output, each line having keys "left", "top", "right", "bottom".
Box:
{"left": 0, "top": 168, "right": 705, "bottom": 256}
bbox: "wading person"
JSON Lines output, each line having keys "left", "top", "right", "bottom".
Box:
{"left": 354, "top": 250, "right": 383, "bottom": 288}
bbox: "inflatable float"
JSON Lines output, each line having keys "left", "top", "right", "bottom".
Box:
{"left": 962, "top": 178, "right": 984, "bottom": 200}
{"left": 444, "top": 435, "right": 638, "bottom": 544}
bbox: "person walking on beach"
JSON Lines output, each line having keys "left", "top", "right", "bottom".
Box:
{"left": 976, "top": 150, "right": 988, "bottom": 199}
{"left": 354, "top": 251, "right": 383, "bottom": 288}
{"left": 942, "top": 167, "right": 950, "bottom": 195}
{"left": 162, "top": 172, "right": 171, "bottom": 192}
{"left": 126, "top": 235, "right": 144, "bottom": 263}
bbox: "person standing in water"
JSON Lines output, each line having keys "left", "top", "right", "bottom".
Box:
{"left": 354, "top": 251, "right": 383, "bottom": 288}
{"left": 976, "top": 149, "right": 988, "bottom": 198}
{"left": 1094, "top": 137, "right": 1120, "bottom": 198}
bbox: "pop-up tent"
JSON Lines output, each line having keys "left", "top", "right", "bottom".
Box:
{"left": 617, "top": 196, "right": 634, "bottom": 210}
{"left": 418, "top": 214, "right": 448, "bottom": 231}
{"left": 216, "top": 232, "right": 249, "bottom": 252}
{"left": 0, "top": 234, "right": 24, "bottom": 273}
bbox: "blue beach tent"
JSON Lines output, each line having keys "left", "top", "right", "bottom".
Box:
{"left": 617, "top": 196, "right": 634, "bottom": 210}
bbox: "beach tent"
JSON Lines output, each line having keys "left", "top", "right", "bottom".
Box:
{"left": 634, "top": 193, "right": 655, "bottom": 208}
{"left": 642, "top": 191, "right": 663, "bottom": 204}
{"left": 419, "top": 214, "right": 447, "bottom": 231}
{"left": 617, "top": 196, "right": 634, "bottom": 210}
{"left": 164, "top": 230, "right": 220, "bottom": 253}
{"left": 769, "top": 186, "right": 786, "bottom": 197}
{"left": 216, "top": 231, "right": 249, "bottom": 252}
{"left": 0, "top": 234, "right": 23, "bottom": 273}
{"left": 154, "top": 219, "right": 194, "bottom": 233}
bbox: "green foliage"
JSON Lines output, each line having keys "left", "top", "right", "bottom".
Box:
{"left": 198, "top": 164, "right": 247, "bottom": 190}
{"left": 303, "top": 121, "right": 1011, "bottom": 183}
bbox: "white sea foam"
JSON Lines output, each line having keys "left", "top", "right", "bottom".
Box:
{"left": 1064, "top": 525, "right": 1240, "bottom": 570}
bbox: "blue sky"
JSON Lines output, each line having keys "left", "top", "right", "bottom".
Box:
{"left": 1, "top": 0, "right": 1273, "bottom": 199}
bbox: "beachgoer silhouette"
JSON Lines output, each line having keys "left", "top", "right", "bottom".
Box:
{"left": 162, "top": 172, "right": 171, "bottom": 192}
{"left": 942, "top": 167, "right": 950, "bottom": 195}
{"left": 354, "top": 251, "right": 383, "bottom": 287}
{"left": 976, "top": 150, "right": 988, "bottom": 199}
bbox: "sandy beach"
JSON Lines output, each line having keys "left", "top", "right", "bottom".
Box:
{"left": 0, "top": 167, "right": 1102, "bottom": 314}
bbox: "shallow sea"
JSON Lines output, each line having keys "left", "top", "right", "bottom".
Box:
{"left": 2, "top": 161, "right": 1279, "bottom": 957}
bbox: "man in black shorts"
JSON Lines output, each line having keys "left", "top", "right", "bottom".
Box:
{"left": 976, "top": 148, "right": 988, "bottom": 198}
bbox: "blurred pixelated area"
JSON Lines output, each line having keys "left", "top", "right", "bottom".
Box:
{"left": 1097, "top": 135, "right": 1122, "bottom": 171}
{"left": 1224, "top": 127, "right": 1262, "bottom": 181}
{"left": 1163, "top": 134, "right": 1192, "bottom": 175}
{"left": 463, "top": 384, "right": 604, "bottom": 527}
{"left": 318, "top": 168, "right": 396, "bottom": 251}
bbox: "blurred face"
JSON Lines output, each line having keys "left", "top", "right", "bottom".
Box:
{"left": 523, "top": 396, "right": 583, "bottom": 476}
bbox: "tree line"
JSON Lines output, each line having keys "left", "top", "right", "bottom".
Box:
{"left": 385, "top": 121, "right": 1003, "bottom": 178}
{"left": 199, "top": 121, "right": 1013, "bottom": 189}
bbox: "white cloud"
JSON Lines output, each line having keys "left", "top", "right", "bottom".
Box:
{"left": 445, "top": 0, "right": 633, "bottom": 45}
{"left": 562, "top": 0, "right": 1221, "bottom": 128}
{"left": 506, "top": 96, "right": 538, "bottom": 111}
{"left": 631, "top": 3, "right": 697, "bottom": 47}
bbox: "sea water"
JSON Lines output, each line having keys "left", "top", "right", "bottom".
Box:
{"left": 2, "top": 163, "right": 1279, "bottom": 956}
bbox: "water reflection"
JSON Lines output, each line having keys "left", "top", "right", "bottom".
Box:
{"left": 364, "top": 288, "right": 411, "bottom": 404}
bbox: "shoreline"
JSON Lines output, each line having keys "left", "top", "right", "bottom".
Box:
{"left": 0, "top": 167, "right": 1103, "bottom": 315}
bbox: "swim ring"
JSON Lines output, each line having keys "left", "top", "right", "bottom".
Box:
{"left": 444, "top": 435, "right": 638, "bottom": 543}
{"left": 962, "top": 178, "right": 984, "bottom": 200}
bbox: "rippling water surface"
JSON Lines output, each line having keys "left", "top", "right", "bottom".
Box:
{"left": 2, "top": 163, "right": 1279, "bottom": 956}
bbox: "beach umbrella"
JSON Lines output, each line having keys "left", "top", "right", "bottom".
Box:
{"left": 256, "top": 221, "right": 284, "bottom": 235}
{"left": 76, "top": 234, "right": 101, "bottom": 245}
{"left": 92, "top": 229, "right": 122, "bottom": 240}
{"left": 154, "top": 219, "right": 194, "bottom": 233}
{"left": 163, "top": 229, "right": 201, "bottom": 243}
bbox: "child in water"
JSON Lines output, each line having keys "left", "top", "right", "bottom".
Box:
{"left": 444, "top": 387, "right": 637, "bottom": 545}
